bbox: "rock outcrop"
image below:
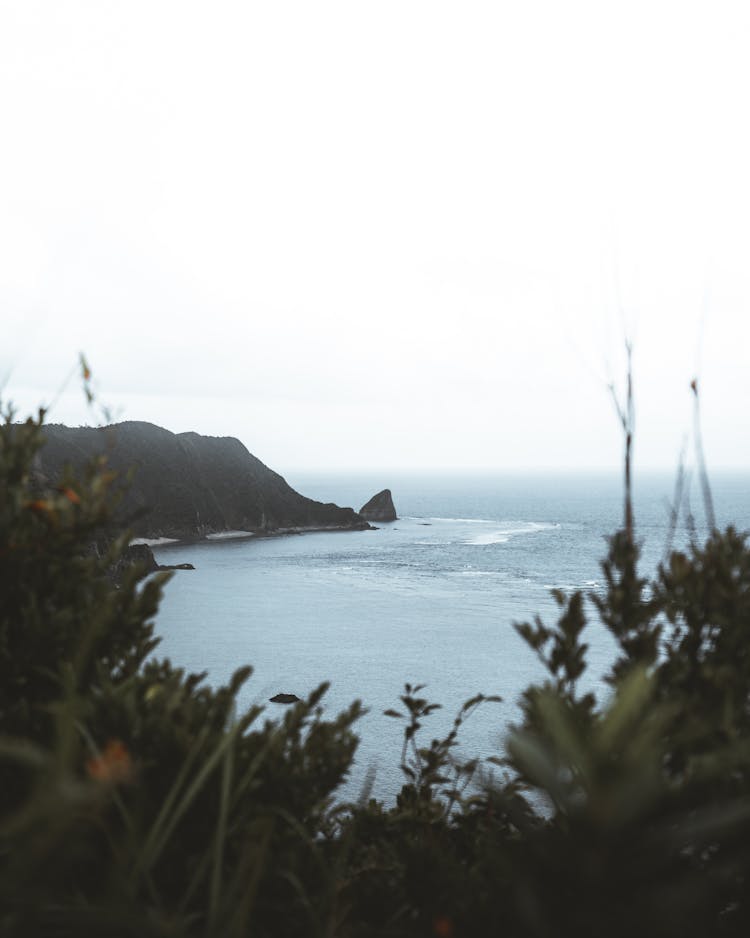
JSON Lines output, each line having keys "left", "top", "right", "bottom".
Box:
{"left": 36, "top": 422, "right": 370, "bottom": 540}
{"left": 124, "top": 544, "right": 160, "bottom": 573}
{"left": 359, "top": 489, "right": 397, "bottom": 522}
{"left": 105, "top": 542, "right": 160, "bottom": 582}
{"left": 113, "top": 544, "right": 195, "bottom": 577}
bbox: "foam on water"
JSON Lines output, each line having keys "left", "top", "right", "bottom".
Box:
{"left": 468, "top": 532, "right": 511, "bottom": 545}
{"left": 426, "top": 516, "right": 496, "bottom": 524}
{"left": 464, "top": 521, "right": 560, "bottom": 546}
{"left": 153, "top": 470, "right": 750, "bottom": 802}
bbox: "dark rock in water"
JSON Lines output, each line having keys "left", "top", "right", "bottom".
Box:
{"left": 123, "top": 544, "right": 159, "bottom": 573}
{"left": 106, "top": 543, "right": 158, "bottom": 583}
{"left": 269, "top": 693, "right": 300, "bottom": 704}
{"left": 108, "top": 544, "right": 195, "bottom": 579}
{"left": 359, "top": 489, "right": 397, "bottom": 522}
{"left": 35, "top": 421, "right": 371, "bottom": 540}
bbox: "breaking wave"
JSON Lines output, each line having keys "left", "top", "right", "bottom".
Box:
{"left": 464, "top": 521, "right": 559, "bottom": 546}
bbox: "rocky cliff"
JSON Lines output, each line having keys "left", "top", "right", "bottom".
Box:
{"left": 359, "top": 489, "right": 397, "bottom": 522}
{"left": 36, "top": 422, "right": 370, "bottom": 539}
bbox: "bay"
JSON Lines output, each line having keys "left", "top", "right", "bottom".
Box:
{"left": 152, "top": 470, "right": 750, "bottom": 801}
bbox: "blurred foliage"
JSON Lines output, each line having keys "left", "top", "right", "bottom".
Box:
{"left": 2, "top": 401, "right": 750, "bottom": 936}
{"left": 0, "top": 407, "right": 362, "bottom": 936}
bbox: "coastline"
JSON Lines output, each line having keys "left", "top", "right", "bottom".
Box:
{"left": 131, "top": 520, "right": 374, "bottom": 552}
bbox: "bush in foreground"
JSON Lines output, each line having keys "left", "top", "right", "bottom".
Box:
{"left": 2, "top": 404, "right": 750, "bottom": 936}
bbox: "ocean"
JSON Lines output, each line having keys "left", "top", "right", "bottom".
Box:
{"left": 152, "top": 470, "right": 750, "bottom": 802}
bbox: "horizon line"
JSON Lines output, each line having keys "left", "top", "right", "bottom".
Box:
{"left": 281, "top": 465, "right": 750, "bottom": 476}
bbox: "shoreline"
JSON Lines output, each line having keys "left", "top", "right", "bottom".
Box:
{"left": 132, "top": 521, "right": 375, "bottom": 551}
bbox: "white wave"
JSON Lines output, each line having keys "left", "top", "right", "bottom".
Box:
{"left": 454, "top": 570, "right": 505, "bottom": 577}
{"left": 426, "top": 516, "right": 496, "bottom": 524}
{"left": 468, "top": 533, "right": 511, "bottom": 545}
{"left": 464, "top": 521, "right": 559, "bottom": 546}
{"left": 544, "top": 581, "right": 605, "bottom": 592}
{"left": 544, "top": 580, "right": 602, "bottom": 590}
{"left": 206, "top": 530, "right": 255, "bottom": 540}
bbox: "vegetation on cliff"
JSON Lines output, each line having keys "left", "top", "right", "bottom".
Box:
{"left": 2, "top": 401, "right": 750, "bottom": 936}
{"left": 37, "top": 421, "right": 368, "bottom": 539}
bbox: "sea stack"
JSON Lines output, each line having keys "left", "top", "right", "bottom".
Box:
{"left": 359, "top": 489, "right": 397, "bottom": 522}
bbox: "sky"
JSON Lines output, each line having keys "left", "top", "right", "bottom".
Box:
{"left": 1, "top": 1, "right": 749, "bottom": 472}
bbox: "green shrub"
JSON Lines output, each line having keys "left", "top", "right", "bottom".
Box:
{"left": 0, "top": 406, "right": 363, "bottom": 936}
{"left": 3, "top": 401, "right": 750, "bottom": 937}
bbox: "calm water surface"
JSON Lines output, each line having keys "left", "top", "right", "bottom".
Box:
{"left": 153, "top": 471, "right": 750, "bottom": 801}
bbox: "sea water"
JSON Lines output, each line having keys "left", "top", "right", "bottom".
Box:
{"left": 152, "top": 471, "right": 750, "bottom": 801}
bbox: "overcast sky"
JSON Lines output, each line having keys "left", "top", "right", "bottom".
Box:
{"left": 1, "top": 1, "right": 749, "bottom": 472}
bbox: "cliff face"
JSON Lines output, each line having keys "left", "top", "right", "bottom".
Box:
{"left": 36, "top": 422, "right": 369, "bottom": 539}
